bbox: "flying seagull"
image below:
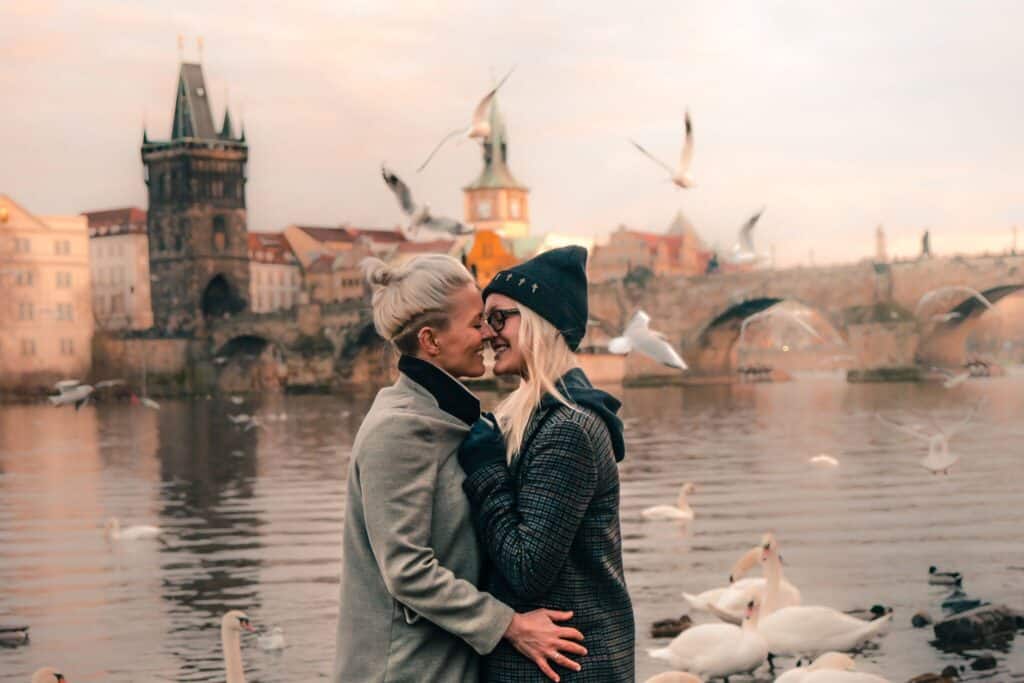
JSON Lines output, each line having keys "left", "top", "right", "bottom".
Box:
{"left": 381, "top": 165, "right": 474, "bottom": 238}
{"left": 730, "top": 208, "right": 765, "bottom": 265}
{"left": 629, "top": 110, "right": 695, "bottom": 189}
{"left": 914, "top": 286, "right": 996, "bottom": 318}
{"left": 49, "top": 380, "right": 93, "bottom": 410}
{"left": 608, "top": 311, "right": 688, "bottom": 370}
{"left": 737, "top": 305, "right": 825, "bottom": 347}
{"left": 417, "top": 66, "right": 517, "bottom": 173}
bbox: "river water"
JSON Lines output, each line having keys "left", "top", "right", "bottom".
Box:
{"left": 1, "top": 377, "right": 1022, "bottom": 682}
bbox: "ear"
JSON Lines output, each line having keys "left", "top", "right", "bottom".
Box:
{"left": 417, "top": 326, "right": 441, "bottom": 357}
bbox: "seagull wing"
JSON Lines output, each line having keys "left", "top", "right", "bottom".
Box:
{"left": 416, "top": 128, "right": 465, "bottom": 173}
{"left": 678, "top": 110, "right": 694, "bottom": 174}
{"left": 634, "top": 331, "right": 688, "bottom": 370}
{"left": 471, "top": 65, "right": 517, "bottom": 128}
{"left": 941, "top": 399, "right": 984, "bottom": 437}
{"left": 623, "top": 310, "right": 652, "bottom": 338}
{"left": 424, "top": 215, "right": 474, "bottom": 236}
{"left": 875, "top": 413, "right": 933, "bottom": 443}
{"left": 738, "top": 208, "right": 764, "bottom": 252}
{"left": 780, "top": 310, "right": 825, "bottom": 342}
{"left": 608, "top": 336, "right": 632, "bottom": 354}
{"left": 381, "top": 165, "right": 417, "bottom": 215}
{"left": 629, "top": 139, "right": 675, "bottom": 176}
{"left": 55, "top": 379, "right": 80, "bottom": 394}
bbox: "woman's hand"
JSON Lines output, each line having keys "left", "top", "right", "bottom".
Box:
{"left": 458, "top": 413, "right": 506, "bottom": 476}
{"left": 503, "top": 608, "right": 586, "bottom": 682}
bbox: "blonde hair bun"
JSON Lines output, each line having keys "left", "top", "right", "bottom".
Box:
{"left": 361, "top": 257, "right": 396, "bottom": 288}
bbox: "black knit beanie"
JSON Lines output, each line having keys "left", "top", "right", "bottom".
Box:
{"left": 482, "top": 245, "right": 589, "bottom": 351}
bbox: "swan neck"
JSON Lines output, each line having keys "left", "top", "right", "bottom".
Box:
{"left": 676, "top": 489, "right": 691, "bottom": 511}
{"left": 222, "top": 627, "right": 246, "bottom": 683}
{"left": 762, "top": 553, "right": 783, "bottom": 615}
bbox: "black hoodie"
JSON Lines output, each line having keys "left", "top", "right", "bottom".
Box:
{"left": 544, "top": 367, "right": 626, "bottom": 463}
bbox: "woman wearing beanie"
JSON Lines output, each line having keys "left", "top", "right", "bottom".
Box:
{"left": 458, "top": 246, "right": 635, "bottom": 682}
{"left": 334, "top": 253, "right": 586, "bottom": 683}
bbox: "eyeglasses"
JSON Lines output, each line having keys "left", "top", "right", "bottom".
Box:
{"left": 485, "top": 308, "right": 520, "bottom": 332}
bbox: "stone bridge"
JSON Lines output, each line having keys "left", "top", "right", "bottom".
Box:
{"left": 205, "top": 300, "right": 392, "bottom": 392}
{"left": 588, "top": 253, "right": 1024, "bottom": 378}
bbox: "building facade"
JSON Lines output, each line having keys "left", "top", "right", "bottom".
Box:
{"left": 463, "top": 229, "right": 517, "bottom": 287}
{"left": 83, "top": 207, "right": 153, "bottom": 331}
{"left": 141, "top": 60, "right": 249, "bottom": 335}
{"left": 463, "top": 96, "right": 530, "bottom": 239}
{"left": 0, "top": 196, "right": 94, "bottom": 385}
{"left": 282, "top": 225, "right": 406, "bottom": 270}
{"left": 589, "top": 211, "right": 712, "bottom": 282}
{"left": 247, "top": 232, "right": 302, "bottom": 313}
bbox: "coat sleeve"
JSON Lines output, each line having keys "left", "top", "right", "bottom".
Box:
{"left": 356, "top": 418, "right": 514, "bottom": 655}
{"left": 462, "top": 416, "right": 598, "bottom": 602}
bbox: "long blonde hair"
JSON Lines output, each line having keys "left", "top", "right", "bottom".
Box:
{"left": 361, "top": 254, "right": 475, "bottom": 354}
{"left": 494, "top": 306, "right": 579, "bottom": 462}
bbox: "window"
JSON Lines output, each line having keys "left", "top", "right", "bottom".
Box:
{"left": 54, "top": 240, "right": 71, "bottom": 255}
{"left": 18, "top": 302, "right": 33, "bottom": 320}
{"left": 510, "top": 197, "right": 521, "bottom": 219}
{"left": 15, "top": 238, "right": 30, "bottom": 253}
{"left": 477, "top": 199, "right": 492, "bottom": 219}
{"left": 56, "top": 271, "right": 71, "bottom": 288}
{"left": 16, "top": 270, "right": 33, "bottom": 287}
{"left": 21, "top": 339, "right": 36, "bottom": 356}
{"left": 57, "top": 303, "right": 73, "bottom": 321}
{"left": 60, "top": 338, "right": 74, "bottom": 355}
{"left": 110, "top": 295, "right": 124, "bottom": 314}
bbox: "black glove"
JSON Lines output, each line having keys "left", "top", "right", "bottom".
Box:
{"left": 458, "top": 412, "right": 507, "bottom": 476}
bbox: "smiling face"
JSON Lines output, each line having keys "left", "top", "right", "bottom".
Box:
{"left": 484, "top": 293, "right": 524, "bottom": 377}
{"left": 423, "top": 283, "right": 492, "bottom": 378}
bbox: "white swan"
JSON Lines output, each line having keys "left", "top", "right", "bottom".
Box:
{"left": 643, "top": 482, "right": 696, "bottom": 521}
{"left": 258, "top": 626, "right": 286, "bottom": 651}
{"left": 682, "top": 546, "right": 801, "bottom": 624}
{"left": 809, "top": 454, "right": 839, "bottom": 467}
{"left": 644, "top": 673, "right": 703, "bottom": 683}
{"left": 648, "top": 598, "right": 768, "bottom": 680}
{"left": 222, "top": 610, "right": 256, "bottom": 683}
{"left": 757, "top": 534, "right": 891, "bottom": 657}
{"left": 31, "top": 668, "right": 66, "bottom": 683}
{"left": 775, "top": 652, "right": 856, "bottom": 682}
{"left": 801, "top": 672, "right": 892, "bottom": 683}
{"left": 104, "top": 517, "right": 161, "bottom": 541}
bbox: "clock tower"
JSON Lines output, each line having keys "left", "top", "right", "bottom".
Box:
{"left": 462, "top": 96, "right": 529, "bottom": 239}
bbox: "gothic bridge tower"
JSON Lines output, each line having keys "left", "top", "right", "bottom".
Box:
{"left": 142, "top": 60, "right": 249, "bottom": 335}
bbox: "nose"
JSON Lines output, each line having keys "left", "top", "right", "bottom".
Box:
{"left": 480, "top": 322, "right": 497, "bottom": 341}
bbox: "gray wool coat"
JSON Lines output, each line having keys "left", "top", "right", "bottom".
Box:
{"left": 333, "top": 371, "right": 514, "bottom": 683}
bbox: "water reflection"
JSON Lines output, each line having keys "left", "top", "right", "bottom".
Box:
{"left": 0, "top": 380, "right": 1022, "bottom": 681}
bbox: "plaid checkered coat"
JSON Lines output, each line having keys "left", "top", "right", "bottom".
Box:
{"left": 461, "top": 369, "right": 635, "bottom": 682}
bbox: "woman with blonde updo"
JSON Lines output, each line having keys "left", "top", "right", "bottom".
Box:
{"left": 334, "top": 253, "right": 586, "bottom": 683}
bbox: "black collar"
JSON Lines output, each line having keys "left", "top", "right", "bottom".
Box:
{"left": 398, "top": 355, "right": 480, "bottom": 426}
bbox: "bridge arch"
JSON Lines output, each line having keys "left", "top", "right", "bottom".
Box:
{"left": 201, "top": 274, "right": 246, "bottom": 320}
{"left": 213, "top": 334, "right": 289, "bottom": 393}
{"left": 689, "top": 296, "right": 848, "bottom": 378}
{"left": 917, "top": 282, "right": 1024, "bottom": 368}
